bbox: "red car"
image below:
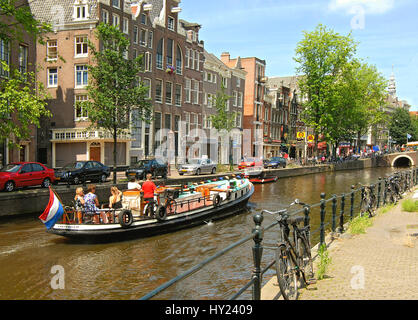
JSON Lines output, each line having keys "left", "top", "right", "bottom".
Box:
{"left": 238, "top": 157, "right": 263, "bottom": 170}
{"left": 0, "top": 162, "right": 56, "bottom": 192}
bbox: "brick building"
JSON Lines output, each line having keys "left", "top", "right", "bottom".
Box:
{"left": 0, "top": 0, "right": 37, "bottom": 166}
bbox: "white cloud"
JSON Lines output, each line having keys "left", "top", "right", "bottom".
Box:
{"left": 329, "top": 0, "right": 395, "bottom": 14}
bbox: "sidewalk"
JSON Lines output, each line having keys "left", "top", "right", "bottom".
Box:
{"left": 298, "top": 192, "right": 418, "bottom": 300}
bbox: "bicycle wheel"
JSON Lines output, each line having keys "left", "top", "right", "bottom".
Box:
{"left": 297, "top": 237, "right": 314, "bottom": 286}
{"left": 360, "top": 197, "right": 369, "bottom": 217}
{"left": 275, "top": 246, "right": 298, "bottom": 300}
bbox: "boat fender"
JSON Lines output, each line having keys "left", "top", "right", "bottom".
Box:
{"left": 213, "top": 194, "right": 222, "bottom": 207}
{"left": 156, "top": 205, "right": 168, "bottom": 222}
{"left": 119, "top": 210, "right": 133, "bottom": 229}
{"left": 226, "top": 190, "right": 232, "bottom": 200}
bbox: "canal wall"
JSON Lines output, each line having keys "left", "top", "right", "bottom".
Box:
{"left": 0, "top": 158, "right": 389, "bottom": 218}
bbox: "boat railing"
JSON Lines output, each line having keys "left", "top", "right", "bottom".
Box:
{"left": 139, "top": 168, "right": 418, "bottom": 300}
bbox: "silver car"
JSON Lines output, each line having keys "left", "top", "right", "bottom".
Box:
{"left": 178, "top": 159, "right": 217, "bottom": 176}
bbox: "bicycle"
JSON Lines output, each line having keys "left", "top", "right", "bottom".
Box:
{"left": 360, "top": 186, "right": 377, "bottom": 218}
{"left": 263, "top": 199, "right": 316, "bottom": 300}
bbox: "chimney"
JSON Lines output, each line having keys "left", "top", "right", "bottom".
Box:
{"left": 220, "top": 52, "right": 230, "bottom": 63}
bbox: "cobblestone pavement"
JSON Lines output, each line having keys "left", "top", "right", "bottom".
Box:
{"left": 299, "top": 193, "right": 418, "bottom": 300}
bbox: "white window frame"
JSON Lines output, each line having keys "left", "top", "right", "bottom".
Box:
{"left": 144, "top": 52, "right": 152, "bottom": 72}
{"left": 133, "top": 26, "right": 138, "bottom": 44}
{"left": 148, "top": 31, "right": 153, "bottom": 49}
{"left": 123, "top": 17, "right": 129, "bottom": 34}
{"left": 155, "top": 79, "right": 163, "bottom": 103}
{"left": 48, "top": 68, "right": 58, "bottom": 88}
{"left": 165, "top": 81, "right": 173, "bottom": 105}
{"left": 168, "top": 16, "right": 175, "bottom": 31}
{"left": 142, "top": 78, "right": 151, "bottom": 99}
{"left": 112, "top": 14, "right": 120, "bottom": 28}
{"left": 75, "top": 65, "right": 88, "bottom": 88}
{"left": 75, "top": 94, "right": 89, "bottom": 120}
{"left": 175, "top": 84, "right": 182, "bottom": 107}
{"left": 75, "top": 35, "right": 88, "bottom": 58}
{"left": 112, "top": 0, "right": 120, "bottom": 9}
{"left": 140, "top": 29, "right": 147, "bottom": 47}
{"left": 185, "top": 78, "right": 191, "bottom": 103}
{"left": 47, "top": 40, "right": 58, "bottom": 61}
{"left": 102, "top": 9, "right": 109, "bottom": 24}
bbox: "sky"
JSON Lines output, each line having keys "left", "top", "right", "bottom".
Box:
{"left": 180, "top": 0, "right": 418, "bottom": 110}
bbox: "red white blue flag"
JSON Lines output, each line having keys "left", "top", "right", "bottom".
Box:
{"left": 39, "top": 188, "right": 64, "bottom": 230}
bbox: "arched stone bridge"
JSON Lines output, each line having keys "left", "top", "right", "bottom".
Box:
{"left": 381, "top": 151, "right": 418, "bottom": 167}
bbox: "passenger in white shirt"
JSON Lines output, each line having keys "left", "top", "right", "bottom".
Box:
{"left": 128, "top": 177, "right": 142, "bottom": 191}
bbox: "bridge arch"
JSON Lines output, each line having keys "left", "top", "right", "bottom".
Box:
{"left": 391, "top": 155, "right": 415, "bottom": 167}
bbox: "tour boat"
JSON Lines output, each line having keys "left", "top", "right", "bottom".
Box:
{"left": 47, "top": 177, "right": 254, "bottom": 242}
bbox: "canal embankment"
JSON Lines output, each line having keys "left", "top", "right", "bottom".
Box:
{"left": 261, "top": 187, "right": 418, "bottom": 300}
{"left": 0, "top": 159, "right": 375, "bottom": 218}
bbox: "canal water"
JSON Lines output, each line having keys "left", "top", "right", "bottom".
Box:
{"left": 0, "top": 167, "right": 402, "bottom": 300}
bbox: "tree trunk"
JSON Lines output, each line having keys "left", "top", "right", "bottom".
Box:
{"left": 357, "top": 131, "right": 362, "bottom": 154}
{"left": 113, "top": 126, "right": 117, "bottom": 185}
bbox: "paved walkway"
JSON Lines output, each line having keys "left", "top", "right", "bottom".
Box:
{"left": 299, "top": 191, "right": 418, "bottom": 300}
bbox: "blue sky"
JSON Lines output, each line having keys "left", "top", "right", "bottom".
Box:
{"left": 180, "top": 0, "right": 418, "bottom": 110}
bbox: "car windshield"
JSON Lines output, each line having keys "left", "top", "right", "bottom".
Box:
{"left": 0, "top": 164, "right": 22, "bottom": 173}
{"left": 243, "top": 158, "right": 258, "bottom": 162}
{"left": 271, "top": 157, "right": 282, "bottom": 161}
{"left": 63, "top": 162, "right": 85, "bottom": 170}
{"left": 188, "top": 159, "right": 202, "bottom": 165}
{"left": 135, "top": 160, "right": 151, "bottom": 167}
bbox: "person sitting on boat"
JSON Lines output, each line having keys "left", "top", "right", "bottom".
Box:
{"left": 84, "top": 184, "right": 106, "bottom": 224}
{"left": 142, "top": 173, "right": 157, "bottom": 216}
{"left": 109, "top": 186, "right": 123, "bottom": 210}
{"left": 128, "top": 176, "right": 142, "bottom": 191}
{"left": 74, "top": 187, "right": 85, "bottom": 224}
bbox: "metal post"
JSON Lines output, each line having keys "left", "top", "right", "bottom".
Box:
{"left": 252, "top": 213, "right": 264, "bottom": 300}
{"left": 383, "top": 179, "right": 387, "bottom": 206}
{"left": 304, "top": 205, "right": 311, "bottom": 242}
{"left": 332, "top": 195, "right": 337, "bottom": 233}
{"left": 339, "top": 194, "right": 345, "bottom": 233}
{"left": 350, "top": 185, "right": 355, "bottom": 220}
{"left": 377, "top": 178, "right": 382, "bottom": 208}
{"left": 320, "top": 193, "right": 326, "bottom": 246}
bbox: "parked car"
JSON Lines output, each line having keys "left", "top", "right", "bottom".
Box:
{"left": 238, "top": 157, "right": 263, "bottom": 170}
{"left": 54, "top": 161, "right": 110, "bottom": 185}
{"left": 264, "top": 157, "right": 287, "bottom": 169}
{"left": 0, "top": 162, "right": 56, "bottom": 192}
{"left": 125, "top": 159, "right": 168, "bottom": 180}
{"left": 178, "top": 158, "right": 217, "bottom": 176}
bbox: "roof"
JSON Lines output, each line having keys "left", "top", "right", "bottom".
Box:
{"left": 267, "top": 76, "right": 301, "bottom": 91}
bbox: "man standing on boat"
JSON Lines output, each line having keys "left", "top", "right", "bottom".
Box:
{"left": 142, "top": 173, "right": 157, "bottom": 205}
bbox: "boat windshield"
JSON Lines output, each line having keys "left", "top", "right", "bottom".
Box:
{"left": 62, "top": 162, "right": 85, "bottom": 170}
{"left": 0, "top": 164, "right": 22, "bottom": 173}
{"left": 188, "top": 159, "right": 202, "bottom": 165}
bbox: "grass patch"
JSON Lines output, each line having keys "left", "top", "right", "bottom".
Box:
{"left": 348, "top": 215, "right": 373, "bottom": 235}
{"left": 381, "top": 203, "right": 395, "bottom": 214}
{"left": 316, "top": 244, "right": 331, "bottom": 281}
{"left": 402, "top": 199, "right": 418, "bottom": 212}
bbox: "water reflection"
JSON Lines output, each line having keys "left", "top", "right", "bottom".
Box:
{"left": 0, "top": 167, "right": 401, "bottom": 299}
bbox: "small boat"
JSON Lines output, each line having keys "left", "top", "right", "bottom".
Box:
{"left": 249, "top": 176, "right": 278, "bottom": 184}
{"left": 47, "top": 177, "right": 254, "bottom": 242}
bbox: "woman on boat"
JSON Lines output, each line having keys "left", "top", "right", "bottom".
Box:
{"left": 109, "top": 187, "right": 123, "bottom": 209}
{"left": 84, "top": 184, "right": 104, "bottom": 224}
{"left": 74, "top": 187, "right": 85, "bottom": 224}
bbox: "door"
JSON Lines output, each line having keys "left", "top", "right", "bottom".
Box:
{"left": 31, "top": 163, "right": 46, "bottom": 185}
{"left": 83, "top": 161, "right": 94, "bottom": 181}
{"left": 90, "top": 146, "right": 101, "bottom": 162}
{"left": 17, "top": 164, "right": 34, "bottom": 187}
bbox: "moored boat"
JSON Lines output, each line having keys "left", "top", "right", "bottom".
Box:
{"left": 249, "top": 176, "right": 278, "bottom": 184}
{"left": 47, "top": 177, "right": 254, "bottom": 242}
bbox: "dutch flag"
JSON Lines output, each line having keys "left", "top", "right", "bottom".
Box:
{"left": 39, "top": 188, "right": 65, "bottom": 230}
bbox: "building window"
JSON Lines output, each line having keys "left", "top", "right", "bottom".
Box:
{"left": 165, "top": 114, "right": 171, "bottom": 130}
{"left": 140, "top": 29, "right": 147, "bottom": 46}
{"left": 123, "top": 18, "right": 129, "bottom": 34}
{"left": 233, "top": 91, "right": 238, "bottom": 107}
{"left": 142, "top": 78, "right": 151, "bottom": 99}
{"left": 75, "top": 65, "right": 88, "bottom": 87}
{"left": 236, "top": 112, "right": 242, "bottom": 128}
{"left": 148, "top": 31, "right": 153, "bottom": 49}
{"left": 18, "top": 45, "right": 28, "bottom": 75}
{"left": 131, "top": 110, "right": 142, "bottom": 149}
{"left": 154, "top": 112, "right": 162, "bottom": 148}
{"left": 112, "top": 0, "right": 120, "bottom": 9}
{"left": 222, "top": 76, "right": 228, "bottom": 88}
{"left": 185, "top": 49, "right": 190, "bottom": 68}
{"left": 101, "top": 9, "right": 109, "bottom": 24}
{"left": 168, "top": 16, "right": 175, "bottom": 31}
{"left": 140, "top": 13, "right": 147, "bottom": 25}
{"left": 165, "top": 82, "right": 173, "bottom": 105}
{"left": 185, "top": 112, "right": 190, "bottom": 135}
{"left": 236, "top": 78, "right": 241, "bottom": 87}
{"left": 175, "top": 84, "right": 182, "bottom": 107}
{"left": 75, "top": 36, "right": 88, "bottom": 57}
{"left": 0, "top": 39, "right": 9, "bottom": 77}
{"left": 156, "top": 38, "right": 164, "bottom": 69}
{"left": 144, "top": 52, "right": 152, "bottom": 72}
{"left": 47, "top": 40, "right": 58, "bottom": 61}
{"left": 48, "top": 68, "right": 58, "bottom": 87}
{"left": 133, "top": 26, "right": 138, "bottom": 44}
{"left": 166, "top": 38, "right": 173, "bottom": 66}
{"left": 176, "top": 45, "right": 182, "bottom": 75}
{"left": 191, "top": 80, "right": 199, "bottom": 104}
{"left": 194, "top": 50, "right": 199, "bottom": 71}
{"left": 238, "top": 92, "right": 243, "bottom": 107}
{"left": 185, "top": 79, "right": 191, "bottom": 103}
{"left": 112, "top": 14, "right": 120, "bottom": 28}
{"left": 155, "top": 79, "right": 163, "bottom": 103}
{"left": 75, "top": 95, "right": 88, "bottom": 120}
{"left": 74, "top": 1, "right": 89, "bottom": 20}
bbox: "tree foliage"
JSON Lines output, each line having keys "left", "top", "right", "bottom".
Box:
{"left": 84, "top": 23, "right": 152, "bottom": 183}
{"left": 389, "top": 108, "right": 415, "bottom": 145}
{"left": 0, "top": 63, "right": 51, "bottom": 148}
{"left": 209, "top": 84, "right": 236, "bottom": 133}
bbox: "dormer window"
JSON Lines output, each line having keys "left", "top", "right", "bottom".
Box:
{"left": 73, "top": 0, "right": 89, "bottom": 21}
{"left": 112, "top": 0, "right": 120, "bottom": 9}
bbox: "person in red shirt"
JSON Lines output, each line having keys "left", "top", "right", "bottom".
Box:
{"left": 142, "top": 173, "right": 157, "bottom": 203}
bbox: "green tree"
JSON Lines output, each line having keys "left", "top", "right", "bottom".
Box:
{"left": 389, "top": 108, "right": 415, "bottom": 146}
{"left": 84, "top": 23, "right": 152, "bottom": 183}
{"left": 0, "top": 63, "right": 51, "bottom": 149}
{"left": 209, "top": 85, "right": 236, "bottom": 169}
{"left": 0, "top": 0, "right": 50, "bottom": 43}
{"left": 294, "top": 24, "right": 357, "bottom": 155}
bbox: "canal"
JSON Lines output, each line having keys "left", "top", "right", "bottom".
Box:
{"left": 0, "top": 167, "right": 401, "bottom": 300}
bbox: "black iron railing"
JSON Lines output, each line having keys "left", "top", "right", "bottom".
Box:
{"left": 140, "top": 168, "right": 418, "bottom": 300}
